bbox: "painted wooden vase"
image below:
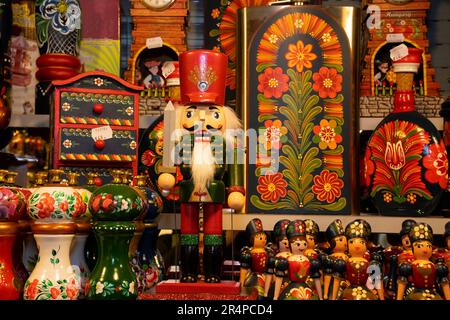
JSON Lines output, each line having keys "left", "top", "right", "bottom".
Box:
{"left": 27, "top": 170, "right": 89, "bottom": 222}
{"left": 86, "top": 171, "right": 146, "bottom": 300}
{"left": 23, "top": 170, "right": 89, "bottom": 300}
{"left": 364, "top": 48, "right": 448, "bottom": 216}
{"left": 440, "top": 98, "right": 450, "bottom": 216}
{"left": 133, "top": 175, "right": 164, "bottom": 294}
{"left": 23, "top": 223, "right": 80, "bottom": 300}
{"left": 0, "top": 222, "right": 23, "bottom": 300}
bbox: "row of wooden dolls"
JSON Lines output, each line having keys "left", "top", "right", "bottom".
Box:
{"left": 239, "top": 218, "right": 450, "bottom": 300}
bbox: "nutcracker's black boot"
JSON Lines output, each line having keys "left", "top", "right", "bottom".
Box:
{"left": 180, "top": 245, "right": 199, "bottom": 283}
{"left": 204, "top": 244, "right": 223, "bottom": 283}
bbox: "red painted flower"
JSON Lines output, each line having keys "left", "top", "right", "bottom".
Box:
{"left": 36, "top": 193, "right": 55, "bottom": 219}
{"left": 166, "top": 186, "right": 180, "bottom": 202}
{"left": 145, "top": 268, "right": 159, "bottom": 287}
{"left": 25, "top": 279, "right": 39, "bottom": 300}
{"left": 66, "top": 279, "right": 78, "bottom": 300}
{"left": 0, "top": 188, "right": 19, "bottom": 220}
{"left": 385, "top": 140, "right": 406, "bottom": 170}
{"left": 72, "top": 192, "right": 86, "bottom": 218}
{"left": 312, "top": 170, "right": 344, "bottom": 203}
{"left": 59, "top": 201, "right": 69, "bottom": 213}
{"left": 423, "top": 140, "right": 448, "bottom": 189}
{"left": 141, "top": 150, "right": 156, "bottom": 167}
{"left": 257, "top": 67, "right": 289, "bottom": 99}
{"left": 84, "top": 279, "right": 91, "bottom": 296}
{"left": 50, "top": 287, "right": 61, "bottom": 299}
{"left": 256, "top": 172, "right": 288, "bottom": 203}
{"left": 312, "top": 67, "right": 342, "bottom": 99}
{"left": 101, "top": 194, "right": 115, "bottom": 212}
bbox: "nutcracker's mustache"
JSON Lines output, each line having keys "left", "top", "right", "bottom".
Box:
{"left": 191, "top": 141, "right": 215, "bottom": 192}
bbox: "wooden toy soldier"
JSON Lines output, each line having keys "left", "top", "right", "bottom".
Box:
{"left": 157, "top": 50, "right": 245, "bottom": 283}
{"left": 273, "top": 220, "right": 322, "bottom": 300}
{"left": 263, "top": 219, "right": 290, "bottom": 299}
{"left": 239, "top": 218, "right": 274, "bottom": 299}
{"left": 397, "top": 223, "right": 450, "bottom": 300}
{"left": 337, "top": 219, "right": 384, "bottom": 300}
{"left": 323, "top": 219, "right": 348, "bottom": 300}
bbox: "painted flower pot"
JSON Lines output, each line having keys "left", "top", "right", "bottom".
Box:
{"left": 70, "top": 222, "right": 90, "bottom": 299}
{"left": 365, "top": 48, "right": 448, "bottom": 216}
{"left": 0, "top": 222, "right": 23, "bottom": 300}
{"left": 86, "top": 221, "right": 137, "bottom": 300}
{"left": 27, "top": 185, "right": 88, "bottom": 222}
{"left": 23, "top": 223, "right": 80, "bottom": 300}
{"left": 88, "top": 174, "right": 145, "bottom": 221}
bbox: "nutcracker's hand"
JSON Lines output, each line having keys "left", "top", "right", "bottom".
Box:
{"left": 228, "top": 192, "right": 245, "bottom": 211}
{"left": 157, "top": 173, "right": 176, "bottom": 197}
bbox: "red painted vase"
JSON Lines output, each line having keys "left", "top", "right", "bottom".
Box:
{"left": 364, "top": 48, "right": 448, "bottom": 216}
{"left": 0, "top": 222, "right": 22, "bottom": 300}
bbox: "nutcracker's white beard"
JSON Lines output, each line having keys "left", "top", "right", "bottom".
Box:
{"left": 191, "top": 141, "right": 215, "bottom": 192}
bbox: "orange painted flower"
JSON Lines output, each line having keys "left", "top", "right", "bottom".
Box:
{"left": 257, "top": 172, "right": 288, "bottom": 203}
{"left": 423, "top": 140, "right": 448, "bottom": 189}
{"left": 313, "top": 119, "right": 342, "bottom": 150}
{"left": 312, "top": 67, "right": 343, "bottom": 99}
{"left": 285, "top": 41, "right": 317, "bottom": 72}
{"left": 211, "top": 8, "right": 220, "bottom": 19}
{"left": 259, "top": 119, "right": 288, "bottom": 150}
{"left": 50, "top": 287, "right": 61, "bottom": 299}
{"left": 257, "top": 67, "right": 289, "bottom": 99}
{"left": 312, "top": 170, "right": 344, "bottom": 203}
{"left": 25, "top": 279, "right": 39, "bottom": 300}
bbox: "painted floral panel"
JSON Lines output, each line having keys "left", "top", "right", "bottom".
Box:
{"left": 246, "top": 9, "right": 353, "bottom": 214}
{"left": 28, "top": 190, "right": 86, "bottom": 220}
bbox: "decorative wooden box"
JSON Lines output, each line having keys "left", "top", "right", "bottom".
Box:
{"left": 51, "top": 72, "right": 143, "bottom": 185}
{"left": 237, "top": 4, "right": 361, "bottom": 215}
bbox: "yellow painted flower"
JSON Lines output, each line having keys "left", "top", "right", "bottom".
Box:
{"left": 321, "top": 32, "right": 332, "bottom": 42}
{"left": 294, "top": 19, "right": 304, "bottom": 29}
{"left": 383, "top": 192, "right": 393, "bottom": 203}
{"left": 268, "top": 34, "right": 279, "bottom": 44}
{"left": 211, "top": 8, "right": 220, "bottom": 19}
{"left": 285, "top": 40, "right": 317, "bottom": 73}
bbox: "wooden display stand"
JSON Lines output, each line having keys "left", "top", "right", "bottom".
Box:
{"left": 140, "top": 280, "right": 256, "bottom": 300}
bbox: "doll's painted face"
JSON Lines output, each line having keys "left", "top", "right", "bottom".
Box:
{"left": 181, "top": 105, "right": 225, "bottom": 133}
{"left": 401, "top": 235, "right": 411, "bottom": 250}
{"left": 333, "top": 235, "right": 347, "bottom": 252}
{"left": 348, "top": 238, "right": 367, "bottom": 257}
{"left": 412, "top": 240, "right": 432, "bottom": 260}
{"left": 278, "top": 237, "right": 290, "bottom": 252}
{"left": 253, "top": 232, "right": 267, "bottom": 249}
{"left": 290, "top": 236, "right": 308, "bottom": 255}
{"left": 306, "top": 235, "right": 316, "bottom": 249}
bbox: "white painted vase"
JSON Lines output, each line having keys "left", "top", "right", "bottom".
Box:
{"left": 24, "top": 232, "right": 80, "bottom": 300}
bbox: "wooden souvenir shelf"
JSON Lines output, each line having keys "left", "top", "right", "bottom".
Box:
{"left": 158, "top": 212, "right": 450, "bottom": 235}
{"left": 9, "top": 114, "right": 444, "bottom": 131}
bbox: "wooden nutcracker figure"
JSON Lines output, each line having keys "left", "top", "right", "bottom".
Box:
{"left": 273, "top": 220, "right": 322, "bottom": 300}
{"left": 338, "top": 219, "right": 384, "bottom": 300}
{"left": 157, "top": 50, "right": 245, "bottom": 283}
{"left": 263, "top": 219, "right": 290, "bottom": 299}
{"left": 397, "top": 223, "right": 450, "bottom": 300}
{"left": 323, "top": 219, "right": 348, "bottom": 300}
{"left": 239, "top": 218, "right": 274, "bottom": 298}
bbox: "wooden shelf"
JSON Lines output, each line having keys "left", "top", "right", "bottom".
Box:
{"left": 158, "top": 212, "right": 450, "bottom": 235}
{"left": 10, "top": 115, "right": 443, "bottom": 131}
{"left": 9, "top": 114, "right": 159, "bottom": 129}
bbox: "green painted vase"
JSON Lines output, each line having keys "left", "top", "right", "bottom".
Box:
{"left": 85, "top": 221, "right": 137, "bottom": 300}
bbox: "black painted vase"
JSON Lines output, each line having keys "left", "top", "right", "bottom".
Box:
{"left": 364, "top": 48, "right": 448, "bottom": 216}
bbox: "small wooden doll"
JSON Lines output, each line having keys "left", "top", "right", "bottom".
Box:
{"left": 304, "top": 219, "right": 320, "bottom": 260}
{"left": 383, "top": 219, "right": 416, "bottom": 298}
{"left": 337, "top": 219, "right": 384, "bottom": 300}
{"left": 432, "top": 222, "right": 450, "bottom": 278}
{"left": 263, "top": 219, "right": 290, "bottom": 299}
{"left": 323, "top": 219, "right": 348, "bottom": 300}
{"left": 273, "top": 220, "right": 322, "bottom": 300}
{"left": 397, "top": 223, "right": 450, "bottom": 300}
{"left": 240, "top": 218, "right": 274, "bottom": 298}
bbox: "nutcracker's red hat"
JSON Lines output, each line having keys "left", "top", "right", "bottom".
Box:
{"left": 179, "top": 49, "right": 227, "bottom": 106}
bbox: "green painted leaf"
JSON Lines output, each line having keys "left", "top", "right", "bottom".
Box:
{"left": 323, "top": 145, "right": 344, "bottom": 155}
{"left": 55, "top": 258, "right": 59, "bottom": 264}
{"left": 258, "top": 114, "right": 278, "bottom": 122}
{"left": 324, "top": 94, "right": 344, "bottom": 104}
{"left": 256, "top": 63, "right": 277, "bottom": 73}
{"left": 209, "top": 29, "right": 219, "bottom": 37}
{"left": 52, "top": 249, "right": 57, "bottom": 256}
{"left": 303, "top": 192, "right": 315, "bottom": 205}
{"left": 303, "top": 95, "right": 319, "bottom": 115}
{"left": 306, "top": 197, "right": 347, "bottom": 211}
